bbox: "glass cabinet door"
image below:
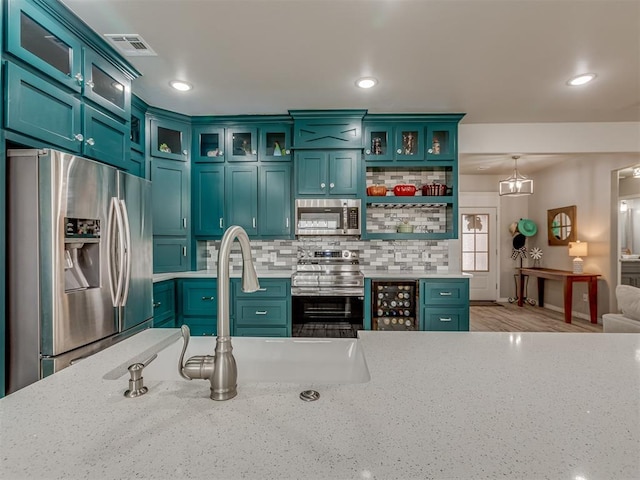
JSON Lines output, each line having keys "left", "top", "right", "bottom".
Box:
{"left": 426, "top": 123, "right": 457, "bottom": 161}
{"left": 193, "top": 126, "right": 225, "bottom": 162}
{"left": 83, "top": 50, "right": 130, "bottom": 120}
{"left": 259, "top": 125, "right": 291, "bottom": 161}
{"left": 7, "top": 0, "right": 82, "bottom": 92}
{"left": 364, "top": 125, "right": 393, "bottom": 162}
{"left": 394, "top": 124, "right": 424, "bottom": 162}
{"left": 150, "top": 118, "right": 190, "bottom": 161}
{"left": 227, "top": 127, "right": 257, "bottom": 162}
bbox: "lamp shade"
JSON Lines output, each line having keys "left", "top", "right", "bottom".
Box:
{"left": 498, "top": 155, "right": 533, "bottom": 197}
{"left": 568, "top": 241, "right": 588, "bottom": 257}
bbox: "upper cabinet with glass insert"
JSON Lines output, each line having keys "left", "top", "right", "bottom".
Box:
{"left": 226, "top": 127, "right": 257, "bottom": 162}
{"left": 426, "top": 123, "right": 457, "bottom": 162}
{"left": 150, "top": 116, "right": 191, "bottom": 161}
{"left": 193, "top": 125, "right": 225, "bottom": 162}
{"left": 6, "top": 0, "right": 132, "bottom": 120}
{"left": 259, "top": 124, "right": 291, "bottom": 161}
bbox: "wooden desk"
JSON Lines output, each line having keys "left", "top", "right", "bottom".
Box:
{"left": 517, "top": 268, "right": 600, "bottom": 324}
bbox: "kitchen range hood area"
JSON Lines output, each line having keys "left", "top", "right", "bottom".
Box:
{"left": 1, "top": 1, "right": 639, "bottom": 479}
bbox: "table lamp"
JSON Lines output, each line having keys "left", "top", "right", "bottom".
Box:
{"left": 568, "top": 241, "right": 588, "bottom": 274}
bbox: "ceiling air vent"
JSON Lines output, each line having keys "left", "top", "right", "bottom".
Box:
{"left": 104, "top": 34, "right": 157, "bottom": 57}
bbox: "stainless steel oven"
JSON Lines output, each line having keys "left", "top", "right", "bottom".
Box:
{"left": 291, "top": 249, "right": 364, "bottom": 338}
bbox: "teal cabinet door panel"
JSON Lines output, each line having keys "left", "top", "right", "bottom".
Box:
{"left": 150, "top": 159, "right": 189, "bottom": 236}
{"left": 7, "top": 0, "right": 82, "bottom": 92}
{"left": 82, "top": 48, "right": 131, "bottom": 121}
{"left": 363, "top": 124, "right": 394, "bottom": 162}
{"left": 5, "top": 62, "right": 82, "bottom": 152}
{"left": 153, "top": 280, "right": 176, "bottom": 327}
{"left": 233, "top": 278, "right": 290, "bottom": 299}
{"left": 227, "top": 127, "right": 257, "bottom": 162}
{"left": 193, "top": 164, "right": 225, "bottom": 236}
{"left": 153, "top": 237, "right": 188, "bottom": 273}
{"left": 328, "top": 151, "right": 359, "bottom": 195}
{"left": 295, "top": 151, "right": 327, "bottom": 195}
{"left": 150, "top": 117, "right": 190, "bottom": 161}
{"left": 83, "top": 104, "right": 129, "bottom": 169}
{"left": 235, "top": 300, "right": 288, "bottom": 326}
{"left": 426, "top": 123, "right": 457, "bottom": 161}
{"left": 259, "top": 165, "right": 291, "bottom": 237}
{"left": 422, "top": 306, "right": 468, "bottom": 331}
{"left": 182, "top": 317, "right": 217, "bottom": 336}
{"left": 394, "top": 124, "right": 425, "bottom": 162}
{"left": 419, "top": 278, "right": 469, "bottom": 331}
{"left": 292, "top": 117, "right": 363, "bottom": 149}
{"left": 225, "top": 166, "right": 258, "bottom": 235}
{"left": 259, "top": 124, "right": 291, "bottom": 161}
{"left": 127, "top": 150, "right": 145, "bottom": 178}
{"left": 130, "top": 102, "right": 146, "bottom": 154}
{"left": 420, "top": 279, "right": 469, "bottom": 306}
{"left": 193, "top": 125, "right": 225, "bottom": 162}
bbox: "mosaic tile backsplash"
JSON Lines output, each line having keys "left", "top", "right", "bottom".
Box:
{"left": 199, "top": 238, "right": 450, "bottom": 273}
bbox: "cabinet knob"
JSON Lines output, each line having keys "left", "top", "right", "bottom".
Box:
{"left": 86, "top": 80, "right": 95, "bottom": 89}
{"left": 427, "top": 148, "right": 433, "bottom": 154}
{"left": 219, "top": 150, "right": 224, "bottom": 156}
{"left": 285, "top": 149, "right": 291, "bottom": 154}
{"left": 396, "top": 148, "right": 402, "bottom": 154}
{"left": 329, "top": 183, "right": 335, "bottom": 189}
{"left": 74, "top": 73, "right": 83, "bottom": 85}
{"left": 320, "top": 183, "right": 326, "bottom": 189}
{"left": 252, "top": 149, "right": 257, "bottom": 155}
{"left": 85, "top": 138, "right": 95, "bottom": 146}
{"left": 183, "top": 150, "right": 188, "bottom": 156}
{"left": 74, "top": 133, "right": 84, "bottom": 142}
{"left": 365, "top": 149, "right": 371, "bottom": 154}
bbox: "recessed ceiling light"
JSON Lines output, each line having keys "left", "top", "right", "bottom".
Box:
{"left": 356, "top": 77, "right": 378, "bottom": 89}
{"left": 170, "top": 80, "right": 193, "bottom": 91}
{"left": 567, "top": 73, "right": 596, "bottom": 86}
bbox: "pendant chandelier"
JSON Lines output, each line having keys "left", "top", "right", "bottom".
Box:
{"left": 498, "top": 155, "right": 533, "bottom": 197}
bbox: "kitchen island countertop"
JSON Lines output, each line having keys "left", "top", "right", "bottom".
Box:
{"left": 1, "top": 329, "right": 638, "bottom": 480}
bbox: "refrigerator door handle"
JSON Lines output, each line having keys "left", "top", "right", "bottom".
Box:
{"left": 112, "top": 197, "right": 127, "bottom": 309}
{"left": 119, "top": 199, "right": 132, "bottom": 307}
{"left": 107, "top": 197, "right": 119, "bottom": 307}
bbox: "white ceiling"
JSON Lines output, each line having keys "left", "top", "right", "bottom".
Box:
{"left": 61, "top": 0, "right": 640, "bottom": 174}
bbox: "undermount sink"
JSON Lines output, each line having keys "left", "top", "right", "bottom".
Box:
{"left": 127, "top": 335, "right": 370, "bottom": 384}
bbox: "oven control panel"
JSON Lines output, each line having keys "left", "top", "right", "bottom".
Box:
{"left": 372, "top": 281, "right": 418, "bottom": 331}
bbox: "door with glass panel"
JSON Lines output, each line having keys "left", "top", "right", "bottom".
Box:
{"left": 460, "top": 207, "right": 498, "bottom": 301}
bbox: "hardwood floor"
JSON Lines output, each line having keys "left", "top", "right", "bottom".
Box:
{"left": 470, "top": 302, "right": 603, "bottom": 332}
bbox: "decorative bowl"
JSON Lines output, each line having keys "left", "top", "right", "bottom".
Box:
{"left": 367, "top": 185, "right": 388, "bottom": 196}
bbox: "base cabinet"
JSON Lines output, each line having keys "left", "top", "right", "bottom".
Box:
{"left": 420, "top": 278, "right": 469, "bottom": 331}
{"left": 231, "top": 278, "right": 291, "bottom": 337}
{"left": 152, "top": 280, "right": 176, "bottom": 328}
{"left": 179, "top": 279, "right": 218, "bottom": 336}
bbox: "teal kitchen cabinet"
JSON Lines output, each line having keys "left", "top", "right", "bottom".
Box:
{"left": 259, "top": 164, "right": 292, "bottom": 237}
{"left": 232, "top": 278, "right": 291, "bottom": 337}
{"left": 225, "top": 166, "right": 258, "bottom": 235}
{"left": 295, "top": 150, "right": 359, "bottom": 197}
{"left": 290, "top": 110, "right": 365, "bottom": 149}
{"left": 426, "top": 123, "right": 457, "bottom": 162}
{"left": 152, "top": 280, "right": 176, "bottom": 328}
{"left": 6, "top": 0, "right": 132, "bottom": 121}
{"left": 259, "top": 124, "right": 291, "bottom": 161}
{"left": 151, "top": 158, "right": 190, "bottom": 272}
{"left": 149, "top": 116, "right": 190, "bottom": 161}
{"left": 393, "top": 123, "right": 425, "bottom": 163}
{"left": 127, "top": 149, "right": 145, "bottom": 179}
{"left": 179, "top": 279, "right": 218, "bottom": 336}
{"left": 363, "top": 124, "right": 394, "bottom": 162}
{"left": 420, "top": 278, "right": 469, "bottom": 331}
{"left": 364, "top": 122, "right": 428, "bottom": 163}
{"left": 192, "top": 164, "right": 225, "bottom": 237}
{"left": 193, "top": 125, "right": 225, "bottom": 162}
{"left": 4, "top": 62, "right": 134, "bottom": 172}
{"left": 226, "top": 126, "right": 257, "bottom": 162}
{"left": 130, "top": 96, "right": 146, "bottom": 154}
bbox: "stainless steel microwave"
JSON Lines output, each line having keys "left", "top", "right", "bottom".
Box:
{"left": 295, "top": 199, "right": 361, "bottom": 236}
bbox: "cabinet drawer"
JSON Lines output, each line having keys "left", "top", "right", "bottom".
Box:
{"left": 233, "top": 278, "right": 289, "bottom": 299}
{"left": 182, "top": 317, "right": 216, "bottom": 336}
{"left": 235, "top": 300, "right": 288, "bottom": 326}
{"left": 181, "top": 279, "right": 218, "bottom": 316}
{"left": 153, "top": 281, "right": 175, "bottom": 320}
{"left": 421, "top": 279, "right": 469, "bottom": 306}
{"left": 422, "top": 306, "right": 468, "bottom": 331}
{"left": 234, "top": 326, "right": 289, "bottom": 337}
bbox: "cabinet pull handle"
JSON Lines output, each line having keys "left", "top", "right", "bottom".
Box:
{"left": 255, "top": 311, "right": 267, "bottom": 315}
{"left": 253, "top": 217, "right": 256, "bottom": 229}
{"left": 258, "top": 288, "right": 267, "bottom": 292}
{"left": 219, "top": 218, "right": 224, "bottom": 229}
{"left": 320, "top": 183, "right": 326, "bottom": 189}
{"left": 286, "top": 218, "right": 289, "bottom": 228}
{"left": 183, "top": 218, "right": 187, "bottom": 229}
{"left": 73, "top": 133, "right": 84, "bottom": 142}
{"left": 182, "top": 246, "right": 187, "bottom": 256}
{"left": 439, "top": 317, "right": 452, "bottom": 322}
{"left": 439, "top": 292, "right": 452, "bottom": 296}
{"left": 153, "top": 302, "right": 162, "bottom": 308}
{"left": 86, "top": 138, "right": 95, "bottom": 146}
{"left": 329, "top": 183, "right": 335, "bottom": 189}
{"left": 201, "top": 296, "right": 215, "bottom": 301}
{"left": 74, "top": 73, "right": 83, "bottom": 85}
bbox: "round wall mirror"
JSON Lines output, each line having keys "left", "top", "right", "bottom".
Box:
{"left": 547, "top": 206, "right": 577, "bottom": 245}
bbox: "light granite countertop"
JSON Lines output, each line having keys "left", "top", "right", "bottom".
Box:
{"left": 1, "top": 329, "right": 638, "bottom": 480}
{"left": 154, "top": 269, "right": 470, "bottom": 282}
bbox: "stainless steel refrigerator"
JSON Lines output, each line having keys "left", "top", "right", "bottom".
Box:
{"left": 7, "top": 149, "right": 153, "bottom": 393}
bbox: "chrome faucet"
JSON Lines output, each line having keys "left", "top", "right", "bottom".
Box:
{"left": 178, "top": 225, "right": 260, "bottom": 400}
